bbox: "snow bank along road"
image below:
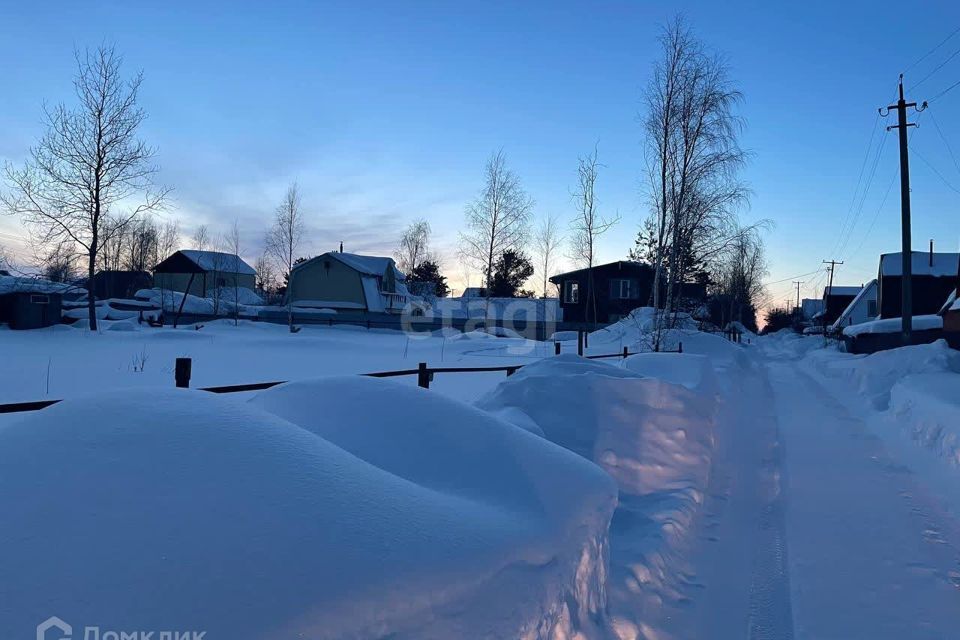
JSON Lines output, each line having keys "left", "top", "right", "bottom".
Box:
{"left": 3, "top": 315, "right": 960, "bottom": 638}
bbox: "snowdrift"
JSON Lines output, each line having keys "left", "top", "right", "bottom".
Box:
{"left": 890, "top": 373, "right": 960, "bottom": 466}
{"left": 806, "top": 339, "right": 960, "bottom": 409}
{"left": 0, "top": 380, "right": 616, "bottom": 640}
{"left": 476, "top": 354, "right": 718, "bottom": 636}
{"left": 587, "top": 308, "right": 751, "bottom": 371}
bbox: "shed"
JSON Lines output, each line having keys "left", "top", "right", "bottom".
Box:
{"left": 287, "top": 251, "right": 411, "bottom": 313}
{"left": 877, "top": 250, "right": 960, "bottom": 318}
{"left": 153, "top": 250, "right": 256, "bottom": 298}
{"left": 0, "top": 276, "right": 67, "bottom": 329}
{"left": 90, "top": 270, "right": 154, "bottom": 300}
{"left": 829, "top": 280, "right": 878, "bottom": 333}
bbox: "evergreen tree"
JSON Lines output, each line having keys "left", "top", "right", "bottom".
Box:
{"left": 489, "top": 249, "right": 534, "bottom": 297}
{"left": 409, "top": 260, "right": 449, "bottom": 297}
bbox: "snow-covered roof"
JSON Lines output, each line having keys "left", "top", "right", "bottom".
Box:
{"left": 879, "top": 251, "right": 960, "bottom": 277}
{"left": 0, "top": 275, "right": 80, "bottom": 295}
{"left": 330, "top": 252, "right": 406, "bottom": 280}
{"left": 842, "top": 314, "right": 943, "bottom": 337}
{"left": 178, "top": 250, "right": 256, "bottom": 275}
{"left": 291, "top": 252, "right": 407, "bottom": 281}
{"left": 940, "top": 289, "right": 958, "bottom": 315}
{"left": 829, "top": 279, "right": 877, "bottom": 332}
{"left": 823, "top": 285, "right": 862, "bottom": 297}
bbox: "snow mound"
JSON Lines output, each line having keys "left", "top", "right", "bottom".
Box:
{"left": 807, "top": 339, "right": 960, "bottom": 409}
{"left": 476, "top": 354, "right": 718, "bottom": 636}
{"left": 0, "top": 384, "right": 617, "bottom": 639}
{"left": 890, "top": 373, "right": 960, "bottom": 466}
{"left": 478, "top": 355, "right": 715, "bottom": 496}
{"left": 623, "top": 352, "right": 718, "bottom": 395}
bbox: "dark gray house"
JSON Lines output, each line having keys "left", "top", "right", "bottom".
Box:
{"left": 877, "top": 250, "right": 960, "bottom": 318}
{"left": 550, "top": 261, "right": 656, "bottom": 324}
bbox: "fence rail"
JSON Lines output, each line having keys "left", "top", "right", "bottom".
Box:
{"left": 0, "top": 339, "right": 682, "bottom": 415}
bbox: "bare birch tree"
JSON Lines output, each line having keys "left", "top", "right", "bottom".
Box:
{"left": 395, "top": 218, "right": 433, "bottom": 274}
{"left": 226, "top": 220, "right": 241, "bottom": 325}
{"left": 191, "top": 224, "right": 209, "bottom": 252}
{"left": 569, "top": 146, "right": 618, "bottom": 326}
{"left": 1, "top": 46, "right": 168, "bottom": 330}
{"left": 643, "top": 16, "right": 748, "bottom": 338}
{"left": 267, "top": 183, "right": 305, "bottom": 332}
{"left": 533, "top": 213, "right": 563, "bottom": 298}
{"left": 459, "top": 150, "right": 533, "bottom": 311}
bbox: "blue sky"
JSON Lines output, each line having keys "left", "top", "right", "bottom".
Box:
{"left": 1, "top": 1, "right": 959, "bottom": 299}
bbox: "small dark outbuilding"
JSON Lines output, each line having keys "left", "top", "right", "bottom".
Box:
{"left": 90, "top": 270, "right": 153, "bottom": 300}
{"left": 877, "top": 250, "right": 960, "bottom": 319}
{"left": 0, "top": 291, "right": 63, "bottom": 330}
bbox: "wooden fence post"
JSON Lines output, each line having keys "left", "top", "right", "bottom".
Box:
{"left": 678, "top": 341, "right": 683, "bottom": 353}
{"left": 417, "top": 362, "right": 430, "bottom": 389}
{"left": 554, "top": 342, "right": 561, "bottom": 355}
{"left": 623, "top": 346, "right": 629, "bottom": 359}
{"left": 577, "top": 330, "right": 584, "bottom": 356}
{"left": 175, "top": 357, "right": 192, "bottom": 388}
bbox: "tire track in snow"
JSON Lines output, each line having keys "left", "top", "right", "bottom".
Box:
{"left": 746, "top": 365, "right": 795, "bottom": 640}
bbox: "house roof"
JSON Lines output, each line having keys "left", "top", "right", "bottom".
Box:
{"left": 823, "top": 285, "right": 862, "bottom": 297}
{"left": 0, "top": 275, "right": 78, "bottom": 295}
{"left": 293, "top": 252, "right": 406, "bottom": 280}
{"left": 829, "top": 279, "right": 877, "bottom": 331}
{"left": 177, "top": 250, "right": 256, "bottom": 275}
{"left": 549, "top": 260, "right": 652, "bottom": 283}
{"left": 879, "top": 251, "right": 960, "bottom": 277}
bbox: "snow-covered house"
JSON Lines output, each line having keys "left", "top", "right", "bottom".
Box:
{"left": 153, "top": 250, "right": 256, "bottom": 298}
{"left": 0, "top": 275, "right": 76, "bottom": 329}
{"left": 829, "top": 279, "right": 878, "bottom": 333}
{"left": 819, "top": 285, "right": 862, "bottom": 327}
{"left": 286, "top": 251, "right": 413, "bottom": 313}
{"left": 877, "top": 250, "right": 960, "bottom": 319}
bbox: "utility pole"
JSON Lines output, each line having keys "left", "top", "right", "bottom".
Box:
{"left": 881, "top": 74, "right": 926, "bottom": 345}
{"left": 822, "top": 260, "right": 843, "bottom": 296}
{"left": 793, "top": 280, "right": 804, "bottom": 314}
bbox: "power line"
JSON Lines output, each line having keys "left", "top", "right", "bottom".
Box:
{"left": 835, "top": 126, "right": 890, "bottom": 257}
{"left": 904, "top": 25, "right": 960, "bottom": 75}
{"left": 911, "top": 43, "right": 960, "bottom": 91}
{"left": 763, "top": 268, "right": 823, "bottom": 286}
{"left": 913, "top": 147, "right": 960, "bottom": 194}
{"left": 829, "top": 113, "right": 882, "bottom": 258}
{"left": 927, "top": 108, "right": 960, "bottom": 176}
{"left": 929, "top": 78, "right": 960, "bottom": 103}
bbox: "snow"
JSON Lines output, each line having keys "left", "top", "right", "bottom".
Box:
{"left": 842, "top": 313, "right": 942, "bottom": 336}
{"left": 176, "top": 249, "right": 256, "bottom": 275}
{"left": 477, "top": 353, "right": 720, "bottom": 636}
{"left": 0, "top": 383, "right": 615, "bottom": 638}
{"left": 0, "top": 274, "right": 80, "bottom": 295}
{"left": 328, "top": 251, "right": 406, "bottom": 279}
{"left": 880, "top": 250, "right": 960, "bottom": 277}
{"left": 890, "top": 373, "right": 960, "bottom": 465}
{"left": 9, "top": 305, "right": 960, "bottom": 637}
{"left": 135, "top": 287, "right": 262, "bottom": 315}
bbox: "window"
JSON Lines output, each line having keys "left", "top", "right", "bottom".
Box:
{"left": 564, "top": 281, "right": 580, "bottom": 304}
{"left": 610, "top": 279, "right": 636, "bottom": 300}
{"left": 867, "top": 299, "right": 878, "bottom": 318}
{"left": 30, "top": 294, "right": 50, "bottom": 305}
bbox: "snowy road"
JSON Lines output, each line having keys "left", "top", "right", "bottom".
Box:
{"left": 671, "top": 344, "right": 960, "bottom": 640}
{"left": 767, "top": 357, "right": 960, "bottom": 639}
